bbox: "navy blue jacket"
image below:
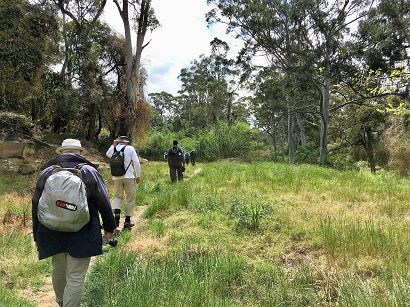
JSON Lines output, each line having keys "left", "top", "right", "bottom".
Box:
{"left": 32, "top": 153, "right": 116, "bottom": 260}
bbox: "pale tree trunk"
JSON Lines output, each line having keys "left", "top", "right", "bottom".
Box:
{"left": 227, "top": 92, "right": 232, "bottom": 126}
{"left": 319, "top": 76, "right": 330, "bottom": 165}
{"left": 296, "top": 113, "right": 306, "bottom": 146}
{"left": 281, "top": 121, "right": 285, "bottom": 162}
{"left": 287, "top": 96, "right": 295, "bottom": 164}
{"left": 114, "top": 0, "right": 150, "bottom": 141}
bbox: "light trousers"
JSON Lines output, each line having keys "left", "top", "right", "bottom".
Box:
{"left": 112, "top": 178, "right": 136, "bottom": 216}
{"left": 52, "top": 253, "right": 91, "bottom": 307}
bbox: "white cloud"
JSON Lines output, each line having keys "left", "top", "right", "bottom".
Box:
{"left": 102, "top": 0, "right": 242, "bottom": 97}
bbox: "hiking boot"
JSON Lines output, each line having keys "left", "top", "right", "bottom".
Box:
{"left": 114, "top": 213, "right": 120, "bottom": 228}
{"left": 123, "top": 221, "right": 135, "bottom": 231}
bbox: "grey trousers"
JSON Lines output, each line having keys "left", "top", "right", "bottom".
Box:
{"left": 52, "top": 253, "right": 91, "bottom": 307}
{"left": 112, "top": 178, "right": 137, "bottom": 216}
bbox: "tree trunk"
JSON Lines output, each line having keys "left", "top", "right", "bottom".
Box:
{"left": 319, "top": 77, "right": 330, "bottom": 165}
{"left": 115, "top": 0, "right": 150, "bottom": 141}
{"left": 297, "top": 113, "right": 306, "bottom": 146}
{"left": 227, "top": 92, "right": 232, "bottom": 126}
{"left": 87, "top": 102, "right": 97, "bottom": 140}
{"left": 287, "top": 96, "right": 295, "bottom": 164}
{"left": 364, "top": 128, "right": 376, "bottom": 174}
{"left": 281, "top": 121, "right": 285, "bottom": 162}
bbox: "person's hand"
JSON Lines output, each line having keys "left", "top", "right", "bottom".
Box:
{"left": 135, "top": 177, "right": 141, "bottom": 184}
{"left": 113, "top": 139, "right": 119, "bottom": 146}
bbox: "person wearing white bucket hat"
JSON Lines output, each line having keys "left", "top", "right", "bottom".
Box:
{"left": 32, "top": 139, "right": 116, "bottom": 307}
{"left": 55, "top": 138, "right": 87, "bottom": 154}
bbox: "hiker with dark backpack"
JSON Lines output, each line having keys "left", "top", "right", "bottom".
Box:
{"left": 106, "top": 136, "right": 141, "bottom": 230}
{"left": 167, "top": 139, "right": 185, "bottom": 182}
{"left": 32, "top": 139, "right": 116, "bottom": 307}
{"left": 190, "top": 149, "right": 197, "bottom": 166}
{"left": 185, "top": 151, "right": 190, "bottom": 165}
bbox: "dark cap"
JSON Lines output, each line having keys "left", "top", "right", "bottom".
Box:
{"left": 173, "top": 139, "right": 178, "bottom": 145}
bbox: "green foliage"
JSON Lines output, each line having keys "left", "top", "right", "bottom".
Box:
{"left": 229, "top": 195, "right": 273, "bottom": 231}
{"left": 295, "top": 143, "right": 320, "bottom": 164}
{"left": 137, "top": 121, "right": 263, "bottom": 162}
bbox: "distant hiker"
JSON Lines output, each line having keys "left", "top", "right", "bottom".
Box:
{"left": 190, "top": 149, "right": 197, "bottom": 166}
{"left": 167, "top": 139, "right": 185, "bottom": 182}
{"left": 185, "top": 151, "right": 190, "bottom": 165}
{"left": 32, "top": 139, "right": 116, "bottom": 307}
{"left": 164, "top": 151, "right": 168, "bottom": 160}
{"left": 106, "top": 136, "right": 141, "bottom": 231}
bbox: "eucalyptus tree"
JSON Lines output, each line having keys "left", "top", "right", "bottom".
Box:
{"left": 0, "top": 0, "right": 59, "bottom": 115}
{"left": 112, "top": 0, "right": 159, "bottom": 141}
{"left": 207, "top": 0, "right": 374, "bottom": 164}
{"left": 178, "top": 50, "right": 240, "bottom": 129}
{"left": 350, "top": 0, "right": 410, "bottom": 102}
{"left": 148, "top": 91, "right": 176, "bottom": 128}
{"left": 42, "top": 0, "right": 110, "bottom": 136}
{"left": 207, "top": 0, "right": 312, "bottom": 163}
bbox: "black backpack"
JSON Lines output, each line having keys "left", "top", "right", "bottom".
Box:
{"left": 168, "top": 146, "right": 182, "bottom": 163}
{"left": 110, "top": 146, "right": 131, "bottom": 176}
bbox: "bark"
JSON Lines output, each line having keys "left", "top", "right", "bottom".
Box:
{"left": 87, "top": 102, "right": 97, "bottom": 140}
{"left": 319, "top": 76, "right": 330, "bottom": 165}
{"left": 114, "top": 0, "right": 151, "bottom": 141}
{"left": 227, "top": 92, "right": 232, "bottom": 126}
{"left": 363, "top": 128, "right": 376, "bottom": 174}
{"left": 281, "top": 121, "right": 285, "bottom": 162}
{"left": 287, "top": 96, "right": 295, "bottom": 164}
{"left": 296, "top": 113, "right": 306, "bottom": 146}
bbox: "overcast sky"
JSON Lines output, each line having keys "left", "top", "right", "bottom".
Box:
{"left": 102, "top": 0, "right": 243, "bottom": 97}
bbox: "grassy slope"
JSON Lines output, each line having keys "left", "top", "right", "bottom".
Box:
{"left": 2, "top": 161, "right": 410, "bottom": 306}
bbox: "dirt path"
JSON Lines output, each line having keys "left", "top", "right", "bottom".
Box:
{"left": 22, "top": 205, "right": 148, "bottom": 307}
{"left": 188, "top": 167, "right": 201, "bottom": 178}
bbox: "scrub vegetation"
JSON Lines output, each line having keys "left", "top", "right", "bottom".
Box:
{"left": 3, "top": 160, "right": 410, "bottom": 306}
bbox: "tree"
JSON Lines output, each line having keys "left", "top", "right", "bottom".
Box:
{"left": 113, "top": 0, "right": 159, "bottom": 141}
{"left": 206, "top": 0, "right": 374, "bottom": 164}
{"left": 148, "top": 91, "right": 176, "bottom": 128}
{"left": 0, "top": 0, "right": 59, "bottom": 113}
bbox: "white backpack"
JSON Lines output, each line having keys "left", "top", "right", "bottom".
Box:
{"left": 37, "top": 164, "right": 90, "bottom": 232}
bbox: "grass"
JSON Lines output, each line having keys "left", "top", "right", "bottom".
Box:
{"left": 4, "top": 160, "right": 410, "bottom": 305}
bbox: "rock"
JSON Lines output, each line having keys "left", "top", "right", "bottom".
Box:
{"left": 0, "top": 141, "right": 38, "bottom": 159}
{"left": 139, "top": 157, "right": 149, "bottom": 165}
{"left": 19, "top": 163, "right": 37, "bottom": 175}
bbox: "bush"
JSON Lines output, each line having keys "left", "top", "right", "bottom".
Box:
{"left": 295, "top": 143, "right": 319, "bottom": 164}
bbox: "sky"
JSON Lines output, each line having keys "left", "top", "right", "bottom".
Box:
{"left": 102, "top": 0, "right": 244, "bottom": 97}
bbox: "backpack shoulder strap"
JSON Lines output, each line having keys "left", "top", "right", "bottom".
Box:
{"left": 120, "top": 145, "right": 127, "bottom": 152}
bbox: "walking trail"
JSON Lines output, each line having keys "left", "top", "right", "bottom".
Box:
{"left": 22, "top": 205, "right": 148, "bottom": 307}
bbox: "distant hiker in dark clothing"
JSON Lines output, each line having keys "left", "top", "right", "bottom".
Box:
{"left": 167, "top": 139, "right": 185, "bottom": 182}
{"left": 190, "top": 149, "right": 197, "bottom": 166}
{"left": 32, "top": 139, "right": 116, "bottom": 307}
{"left": 185, "top": 151, "right": 190, "bottom": 165}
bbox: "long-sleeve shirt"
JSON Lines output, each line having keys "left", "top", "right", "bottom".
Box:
{"left": 106, "top": 143, "right": 141, "bottom": 179}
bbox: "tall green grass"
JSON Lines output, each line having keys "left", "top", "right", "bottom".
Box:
{"left": 83, "top": 247, "right": 245, "bottom": 307}
{"left": 5, "top": 160, "right": 410, "bottom": 306}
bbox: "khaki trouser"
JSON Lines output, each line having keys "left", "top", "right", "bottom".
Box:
{"left": 52, "top": 253, "right": 91, "bottom": 307}
{"left": 112, "top": 178, "right": 136, "bottom": 216}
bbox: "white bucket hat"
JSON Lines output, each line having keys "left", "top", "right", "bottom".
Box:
{"left": 56, "top": 139, "right": 87, "bottom": 154}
